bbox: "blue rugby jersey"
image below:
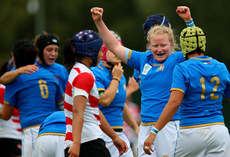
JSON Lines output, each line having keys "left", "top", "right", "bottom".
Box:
{"left": 4, "top": 67, "right": 63, "bottom": 130}
{"left": 35, "top": 61, "right": 68, "bottom": 93}
{"left": 126, "top": 48, "right": 184, "bottom": 123}
{"left": 38, "top": 111, "right": 66, "bottom": 136}
{"left": 133, "top": 69, "right": 141, "bottom": 86}
{"left": 91, "top": 61, "right": 127, "bottom": 128}
{"left": 171, "top": 56, "right": 230, "bottom": 128}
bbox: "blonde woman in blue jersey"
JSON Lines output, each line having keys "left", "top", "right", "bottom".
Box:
{"left": 143, "top": 26, "right": 230, "bottom": 157}
{"left": 133, "top": 8, "right": 193, "bottom": 86}
{"left": 91, "top": 6, "right": 194, "bottom": 157}
{"left": 91, "top": 33, "right": 139, "bottom": 157}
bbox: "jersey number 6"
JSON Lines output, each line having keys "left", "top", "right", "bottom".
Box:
{"left": 38, "top": 79, "right": 49, "bottom": 99}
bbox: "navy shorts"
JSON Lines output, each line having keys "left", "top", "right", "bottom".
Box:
{"left": 65, "top": 138, "right": 110, "bottom": 157}
{"left": 0, "top": 138, "right": 22, "bottom": 157}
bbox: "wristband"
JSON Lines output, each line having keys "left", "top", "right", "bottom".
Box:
{"left": 185, "top": 19, "right": 195, "bottom": 27}
{"left": 112, "top": 78, "right": 120, "bottom": 82}
{"left": 151, "top": 126, "right": 159, "bottom": 135}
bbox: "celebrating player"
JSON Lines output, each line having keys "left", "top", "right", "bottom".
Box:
{"left": 143, "top": 26, "right": 230, "bottom": 157}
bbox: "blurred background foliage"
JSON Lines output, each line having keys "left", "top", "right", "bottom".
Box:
{"left": 0, "top": 0, "right": 230, "bottom": 129}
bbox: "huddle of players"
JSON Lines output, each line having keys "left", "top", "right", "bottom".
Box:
{"left": 0, "top": 5, "right": 230, "bottom": 157}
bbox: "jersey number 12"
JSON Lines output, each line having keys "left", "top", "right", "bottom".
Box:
{"left": 200, "top": 76, "right": 219, "bottom": 100}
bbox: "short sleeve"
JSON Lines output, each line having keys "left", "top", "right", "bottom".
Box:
{"left": 72, "top": 72, "right": 94, "bottom": 98}
{"left": 171, "top": 64, "right": 188, "bottom": 93}
{"left": 126, "top": 48, "right": 144, "bottom": 71}
{"left": 4, "top": 82, "right": 18, "bottom": 106}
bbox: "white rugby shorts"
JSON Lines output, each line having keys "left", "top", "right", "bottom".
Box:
{"left": 33, "top": 135, "right": 65, "bottom": 157}
{"left": 175, "top": 124, "right": 230, "bottom": 157}
{"left": 22, "top": 126, "right": 40, "bottom": 157}
{"left": 138, "top": 121, "right": 179, "bottom": 157}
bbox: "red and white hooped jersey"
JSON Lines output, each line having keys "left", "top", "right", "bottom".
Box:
{"left": 0, "top": 84, "right": 22, "bottom": 140}
{"left": 64, "top": 62, "right": 102, "bottom": 148}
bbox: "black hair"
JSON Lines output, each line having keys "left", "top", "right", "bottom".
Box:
{"left": 0, "top": 61, "right": 8, "bottom": 77}
{"left": 63, "top": 38, "right": 75, "bottom": 69}
{"left": 0, "top": 59, "right": 14, "bottom": 77}
{"left": 12, "top": 40, "right": 38, "bottom": 68}
{"left": 63, "top": 38, "right": 84, "bottom": 69}
{"left": 185, "top": 48, "right": 205, "bottom": 60}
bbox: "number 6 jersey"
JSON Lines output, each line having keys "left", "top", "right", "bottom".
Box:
{"left": 4, "top": 67, "right": 63, "bottom": 130}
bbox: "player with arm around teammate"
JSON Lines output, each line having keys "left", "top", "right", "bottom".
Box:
{"left": 0, "top": 33, "right": 65, "bottom": 111}
{"left": 0, "top": 40, "right": 64, "bottom": 157}
{"left": 0, "top": 32, "right": 68, "bottom": 90}
{"left": 0, "top": 62, "right": 38, "bottom": 85}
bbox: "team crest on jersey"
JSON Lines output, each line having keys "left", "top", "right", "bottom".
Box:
{"left": 142, "top": 64, "right": 152, "bottom": 75}
{"left": 157, "top": 64, "right": 164, "bottom": 72}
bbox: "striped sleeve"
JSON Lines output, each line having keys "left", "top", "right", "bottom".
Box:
{"left": 72, "top": 72, "right": 95, "bottom": 98}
